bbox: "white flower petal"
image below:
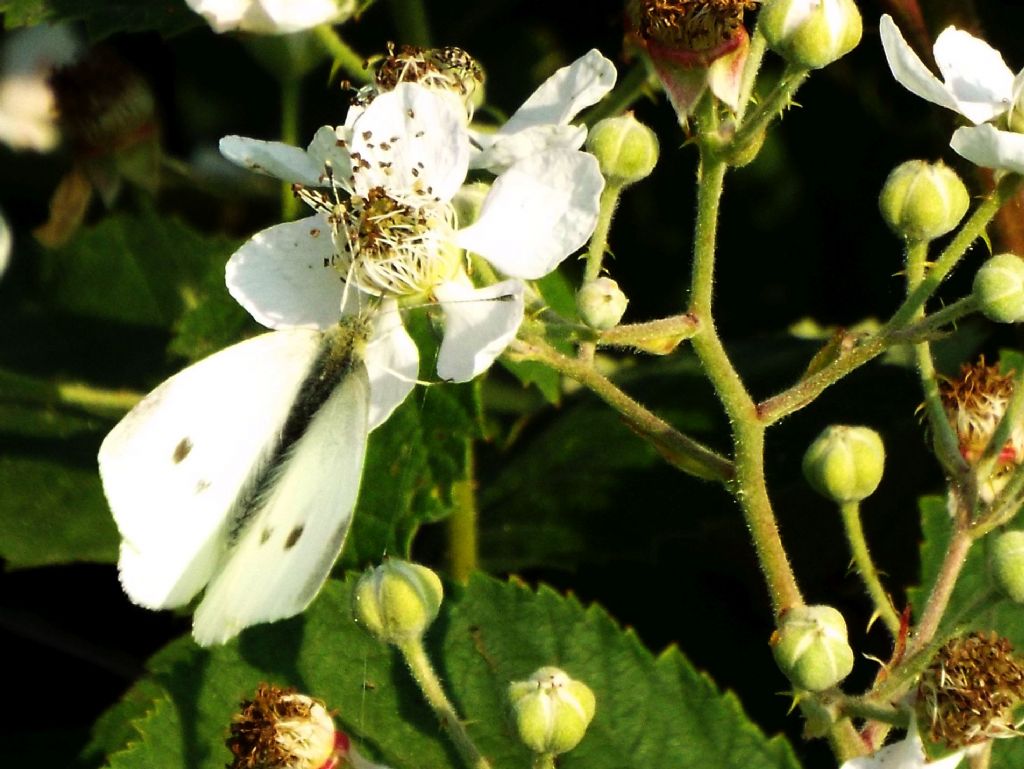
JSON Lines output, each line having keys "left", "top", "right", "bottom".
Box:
{"left": 348, "top": 82, "right": 469, "bottom": 203}
{"left": 880, "top": 15, "right": 961, "bottom": 116}
{"left": 306, "top": 124, "right": 354, "bottom": 181}
{"left": 933, "top": 25, "right": 1014, "bottom": 123}
{"left": 187, "top": 0, "right": 341, "bottom": 34}
{"left": 435, "top": 277, "right": 525, "bottom": 382}
{"left": 838, "top": 726, "right": 963, "bottom": 769}
{"left": 470, "top": 124, "right": 586, "bottom": 173}
{"left": 951, "top": 124, "right": 1024, "bottom": 173}
{"left": 497, "top": 49, "right": 617, "bottom": 137}
{"left": 0, "top": 208, "right": 11, "bottom": 278}
{"left": 220, "top": 135, "right": 324, "bottom": 186}
{"left": 362, "top": 304, "right": 418, "bottom": 429}
{"left": 455, "top": 150, "right": 603, "bottom": 279}
{"left": 226, "top": 215, "right": 344, "bottom": 330}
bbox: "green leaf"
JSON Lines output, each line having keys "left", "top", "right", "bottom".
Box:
{"left": 42, "top": 205, "right": 236, "bottom": 330}
{"left": 95, "top": 574, "right": 802, "bottom": 769}
{"left": 1, "top": 0, "right": 199, "bottom": 40}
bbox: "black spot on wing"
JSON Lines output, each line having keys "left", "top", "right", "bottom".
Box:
{"left": 173, "top": 437, "right": 192, "bottom": 464}
{"left": 285, "top": 525, "right": 304, "bottom": 550}
{"left": 260, "top": 528, "right": 273, "bottom": 544}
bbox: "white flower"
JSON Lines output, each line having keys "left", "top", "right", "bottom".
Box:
{"left": 186, "top": 0, "right": 354, "bottom": 34}
{"left": 839, "top": 725, "right": 964, "bottom": 769}
{"left": 880, "top": 14, "right": 1023, "bottom": 125}
{"left": 0, "top": 208, "right": 10, "bottom": 279}
{"left": 221, "top": 82, "right": 603, "bottom": 384}
{"left": 0, "top": 24, "right": 80, "bottom": 152}
{"left": 469, "top": 49, "right": 617, "bottom": 173}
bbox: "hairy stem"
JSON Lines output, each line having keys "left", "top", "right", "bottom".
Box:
{"left": 280, "top": 76, "right": 301, "bottom": 219}
{"left": 839, "top": 501, "right": 900, "bottom": 636}
{"left": 447, "top": 440, "right": 478, "bottom": 582}
{"left": 398, "top": 639, "right": 491, "bottom": 769}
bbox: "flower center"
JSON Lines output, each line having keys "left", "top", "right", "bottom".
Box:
{"left": 629, "top": 0, "right": 756, "bottom": 60}
{"left": 939, "top": 359, "right": 1022, "bottom": 464}
{"left": 326, "top": 185, "right": 458, "bottom": 298}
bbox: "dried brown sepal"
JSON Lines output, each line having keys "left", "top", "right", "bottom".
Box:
{"left": 917, "top": 631, "right": 1024, "bottom": 748}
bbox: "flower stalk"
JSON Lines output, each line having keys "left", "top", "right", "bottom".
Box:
{"left": 839, "top": 501, "right": 900, "bottom": 636}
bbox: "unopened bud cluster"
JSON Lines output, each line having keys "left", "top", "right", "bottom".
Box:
{"left": 771, "top": 605, "right": 854, "bottom": 691}
{"left": 760, "top": 0, "right": 862, "bottom": 70}
{"left": 879, "top": 160, "right": 969, "bottom": 242}
{"left": 802, "top": 425, "right": 885, "bottom": 503}
{"left": 353, "top": 559, "right": 443, "bottom": 645}
{"left": 509, "top": 667, "right": 596, "bottom": 756}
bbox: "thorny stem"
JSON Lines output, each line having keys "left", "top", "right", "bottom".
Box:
{"left": 584, "top": 184, "right": 622, "bottom": 283}
{"left": 398, "top": 639, "right": 491, "bottom": 769}
{"left": 688, "top": 154, "right": 803, "bottom": 612}
{"left": 313, "top": 25, "right": 371, "bottom": 84}
{"left": 508, "top": 337, "right": 734, "bottom": 482}
{"left": 839, "top": 501, "right": 900, "bottom": 636}
{"left": 907, "top": 527, "right": 973, "bottom": 657}
{"left": 447, "top": 440, "right": 478, "bottom": 583}
{"left": 734, "top": 28, "right": 768, "bottom": 122}
{"left": 722, "top": 66, "right": 808, "bottom": 161}
{"left": 905, "top": 241, "right": 968, "bottom": 478}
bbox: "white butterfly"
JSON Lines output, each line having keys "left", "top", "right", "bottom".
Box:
{"left": 98, "top": 311, "right": 414, "bottom": 646}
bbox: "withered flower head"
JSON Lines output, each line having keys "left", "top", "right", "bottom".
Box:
{"left": 228, "top": 684, "right": 343, "bottom": 769}
{"left": 354, "top": 44, "right": 483, "bottom": 115}
{"left": 939, "top": 359, "right": 1023, "bottom": 465}
{"left": 917, "top": 632, "right": 1024, "bottom": 748}
{"left": 625, "top": 0, "right": 758, "bottom": 117}
{"left": 627, "top": 0, "right": 757, "bottom": 64}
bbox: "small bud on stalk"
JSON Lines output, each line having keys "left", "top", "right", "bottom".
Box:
{"left": 760, "top": 0, "right": 863, "bottom": 71}
{"left": 993, "top": 531, "right": 1024, "bottom": 602}
{"left": 974, "top": 253, "right": 1024, "bottom": 323}
{"left": 802, "top": 425, "right": 885, "bottom": 503}
{"left": 878, "top": 160, "right": 969, "bottom": 242}
{"left": 577, "top": 277, "right": 629, "bottom": 330}
{"left": 586, "top": 114, "right": 659, "bottom": 187}
{"left": 353, "top": 559, "right": 443, "bottom": 645}
{"left": 771, "top": 605, "right": 854, "bottom": 691}
{"left": 508, "top": 667, "right": 596, "bottom": 756}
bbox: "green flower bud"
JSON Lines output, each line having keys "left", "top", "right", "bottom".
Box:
{"left": 878, "top": 160, "right": 969, "bottom": 242}
{"left": 771, "top": 605, "right": 854, "bottom": 692}
{"left": 353, "top": 559, "right": 443, "bottom": 645}
{"left": 974, "top": 253, "right": 1024, "bottom": 324}
{"left": 585, "top": 113, "right": 659, "bottom": 187}
{"left": 577, "top": 277, "right": 628, "bottom": 330}
{"left": 802, "top": 425, "right": 885, "bottom": 503}
{"left": 993, "top": 531, "right": 1024, "bottom": 602}
{"left": 508, "top": 667, "right": 596, "bottom": 756}
{"left": 760, "top": 0, "right": 862, "bottom": 70}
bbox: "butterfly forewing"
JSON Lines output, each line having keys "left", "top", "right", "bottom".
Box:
{"left": 98, "top": 329, "right": 324, "bottom": 610}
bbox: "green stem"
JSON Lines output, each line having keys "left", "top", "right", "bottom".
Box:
{"left": 584, "top": 184, "right": 622, "bottom": 282}
{"left": 718, "top": 66, "right": 808, "bottom": 162}
{"left": 834, "top": 696, "right": 907, "bottom": 726}
{"left": 907, "top": 526, "right": 973, "bottom": 656}
{"left": 447, "top": 440, "right": 478, "bottom": 583}
{"left": 905, "top": 241, "right": 968, "bottom": 477}
{"left": 387, "top": 0, "right": 431, "bottom": 46}
{"left": 688, "top": 155, "right": 803, "bottom": 611}
{"left": 398, "top": 639, "right": 491, "bottom": 769}
{"left": 532, "top": 755, "right": 557, "bottom": 769}
{"left": 280, "top": 76, "right": 301, "bottom": 220}
{"left": 734, "top": 29, "right": 768, "bottom": 123}
{"left": 839, "top": 501, "right": 900, "bottom": 636}
{"left": 507, "top": 337, "right": 735, "bottom": 483}
{"left": 57, "top": 382, "right": 142, "bottom": 414}
{"left": 758, "top": 178, "right": 1020, "bottom": 424}
{"left": 313, "top": 25, "right": 371, "bottom": 83}
{"left": 596, "top": 313, "right": 700, "bottom": 351}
